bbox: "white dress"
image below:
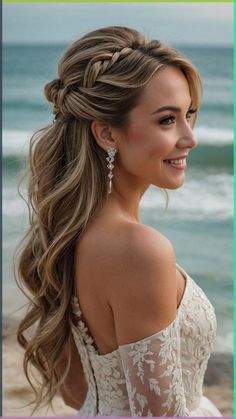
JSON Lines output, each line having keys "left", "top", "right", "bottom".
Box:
{"left": 70, "top": 263, "right": 222, "bottom": 416}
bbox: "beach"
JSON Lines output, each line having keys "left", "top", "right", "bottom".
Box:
{"left": 3, "top": 316, "right": 233, "bottom": 417}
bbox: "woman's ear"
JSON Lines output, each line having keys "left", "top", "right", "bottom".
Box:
{"left": 91, "top": 121, "right": 117, "bottom": 152}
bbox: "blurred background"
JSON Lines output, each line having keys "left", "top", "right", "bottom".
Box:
{"left": 3, "top": 2, "right": 233, "bottom": 416}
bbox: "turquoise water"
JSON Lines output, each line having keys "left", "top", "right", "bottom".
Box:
{"left": 3, "top": 44, "right": 233, "bottom": 353}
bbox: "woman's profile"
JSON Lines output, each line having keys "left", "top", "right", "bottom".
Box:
{"left": 14, "top": 26, "right": 222, "bottom": 416}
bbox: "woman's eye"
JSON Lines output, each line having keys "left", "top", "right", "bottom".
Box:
{"left": 160, "top": 111, "right": 194, "bottom": 126}
{"left": 186, "top": 112, "right": 192, "bottom": 120}
{"left": 160, "top": 115, "right": 175, "bottom": 125}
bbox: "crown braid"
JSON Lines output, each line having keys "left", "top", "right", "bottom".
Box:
{"left": 45, "top": 47, "right": 135, "bottom": 122}
{"left": 82, "top": 47, "right": 133, "bottom": 88}
{"left": 44, "top": 28, "right": 201, "bottom": 126}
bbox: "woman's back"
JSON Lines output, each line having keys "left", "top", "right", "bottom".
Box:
{"left": 71, "top": 226, "right": 220, "bottom": 416}
{"left": 74, "top": 212, "right": 187, "bottom": 356}
{"left": 74, "top": 214, "right": 125, "bottom": 355}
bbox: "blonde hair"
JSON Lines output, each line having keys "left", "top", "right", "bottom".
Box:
{"left": 14, "top": 26, "right": 202, "bottom": 412}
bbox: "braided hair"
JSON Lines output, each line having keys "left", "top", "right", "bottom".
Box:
{"left": 15, "top": 26, "right": 202, "bottom": 413}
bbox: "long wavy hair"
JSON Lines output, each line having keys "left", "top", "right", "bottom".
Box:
{"left": 14, "top": 26, "right": 202, "bottom": 413}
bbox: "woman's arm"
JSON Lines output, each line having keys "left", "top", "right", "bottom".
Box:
{"left": 57, "top": 332, "right": 88, "bottom": 410}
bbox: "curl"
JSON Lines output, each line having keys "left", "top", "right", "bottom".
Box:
{"left": 14, "top": 25, "right": 202, "bottom": 413}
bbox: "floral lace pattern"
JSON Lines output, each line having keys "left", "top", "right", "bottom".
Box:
{"left": 70, "top": 298, "right": 99, "bottom": 415}
{"left": 70, "top": 264, "right": 219, "bottom": 417}
{"left": 118, "top": 316, "right": 190, "bottom": 416}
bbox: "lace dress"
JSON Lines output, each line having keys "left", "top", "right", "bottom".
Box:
{"left": 70, "top": 263, "right": 222, "bottom": 416}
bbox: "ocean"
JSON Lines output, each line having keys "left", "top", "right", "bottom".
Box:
{"left": 3, "top": 44, "right": 233, "bottom": 354}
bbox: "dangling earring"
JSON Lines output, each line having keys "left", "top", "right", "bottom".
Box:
{"left": 106, "top": 146, "right": 117, "bottom": 194}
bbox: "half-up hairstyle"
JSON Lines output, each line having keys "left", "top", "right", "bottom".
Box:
{"left": 14, "top": 26, "right": 202, "bottom": 412}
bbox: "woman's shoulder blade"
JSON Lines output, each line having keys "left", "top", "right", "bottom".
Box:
{"left": 75, "top": 219, "right": 176, "bottom": 299}
{"left": 104, "top": 222, "right": 178, "bottom": 346}
{"left": 106, "top": 222, "right": 176, "bottom": 278}
{"left": 77, "top": 219, "right": 174, "bottom": 264}
{"left": 121, "top": 222, "right": 175, "bottom": 258}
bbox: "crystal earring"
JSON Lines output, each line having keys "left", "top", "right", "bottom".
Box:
{"left": 106, "top": 146, "right": 117, "bottom": 194}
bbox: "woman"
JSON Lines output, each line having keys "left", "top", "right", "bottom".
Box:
{"left": 15, "top": 26, "right": 222, "bottom": 416}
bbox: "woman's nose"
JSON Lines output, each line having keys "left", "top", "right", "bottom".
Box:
{"left": 177, "top": 123, "right": 198, "bottom": 149}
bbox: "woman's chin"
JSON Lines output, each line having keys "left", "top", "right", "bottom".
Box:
{"left": 168, "top": 180, "right": 185, "bottom": 190}
{"left": 154, "top": 176, "right": 185, "bottom": 190}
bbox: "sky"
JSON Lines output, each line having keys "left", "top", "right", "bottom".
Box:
{"left": 3, "top": 2, "right": 233, "bottom": 47}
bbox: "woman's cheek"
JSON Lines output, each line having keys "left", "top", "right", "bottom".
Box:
{"left": 146, "top": 138, "right": 170, "bottom": 159}
{"left": 157, "top": 133, "right": 177, "bottom": 156}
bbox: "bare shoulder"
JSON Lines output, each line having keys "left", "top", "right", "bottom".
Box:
{"left": 106, "top": 222, "right": 176, "bottom": 283}
{"left": 119, "top": 222, "right": 175, "bottom": 261}
{"left": 107, "top": 222, "right": 178, "bottom": 346}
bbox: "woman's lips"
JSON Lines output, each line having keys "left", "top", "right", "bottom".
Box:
{"left": 163, "top": 158, "right": 187, "bottom": 170}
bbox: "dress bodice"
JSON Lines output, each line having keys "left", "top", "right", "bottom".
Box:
{"left": 70, "top": 263, "right": 221, "bottom": 416}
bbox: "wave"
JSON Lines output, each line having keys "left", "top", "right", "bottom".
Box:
{"left": 194, "top": 126, "right": 233, "bottom": 144}
{"left": 188, "top": 144, "right": 233, "bottom": 168}
{"left": 4, "top": 100, "right": 48, "bottom": 113}
{"left": 200, "top": 103, "right": 233, "bottom": 116}
{"left": 3, "top": 126, "right": 233, "bottom": 158}
{"left": 4, "top": 172, "right": 233, "bottom": 220}
{"left": 3, "top": 130, "right": 33, "bottom": 157}
{"left": 214, "top": 331, "right": 233, "bottom": 354}
{"left": 141, "top": 173, "right": 233, "bottom": 220}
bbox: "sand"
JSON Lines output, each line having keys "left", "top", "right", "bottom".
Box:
{"left": 3, "top": 317, "right": 233, "bottom": 417}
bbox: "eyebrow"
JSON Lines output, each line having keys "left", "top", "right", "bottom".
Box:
{"left": 151, "top": 103, "right": 194, "bottom": 115}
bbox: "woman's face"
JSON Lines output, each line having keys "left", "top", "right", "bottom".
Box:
{"left": 114, "top": 65, "right": 198, "bottom": 190}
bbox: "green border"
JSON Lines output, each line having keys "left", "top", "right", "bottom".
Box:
{"left": 2, "top": 0, "right": 234, "bottom": 2}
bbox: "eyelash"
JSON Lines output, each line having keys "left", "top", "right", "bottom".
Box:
{"left": 160, "top": 109, "right": 197, "bottom": 126}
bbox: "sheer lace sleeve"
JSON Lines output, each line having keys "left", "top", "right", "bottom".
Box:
{"left": 118, "top": 315, "right": 190, "bottom": 417}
